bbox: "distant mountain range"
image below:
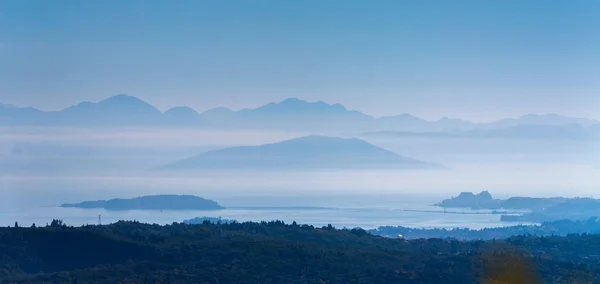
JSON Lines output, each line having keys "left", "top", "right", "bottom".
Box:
{"left": 157, "top": 135, "right": 441, "bottom": 171}
{"left": 362, "top": 123, "right": 600, "bottom": 141}
{"left": 1, "top": 94, "right": 597, "bottom": 132}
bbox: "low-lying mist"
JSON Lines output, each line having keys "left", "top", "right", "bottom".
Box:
{"left": 1, "top": 127, "right": 598, "bottom": 211}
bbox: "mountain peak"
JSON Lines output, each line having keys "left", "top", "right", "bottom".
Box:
{"left": 55, "top": 94, "right": 162, "bottom": 125}
{"left": 279, "top": 97, "right": 304, "bottom": 104}
{"left": 164, "top": 106, "right": 199, "bottom": 116}
{"left": 478, "top": 190, "right": 493, "bottom": 200}
{"left": 94, "top": 94, "right": 159, "bottom": 113}
{"left": 100, "top": 94, "right": 148, "bottom": 104}
{"left": 200, "top": 107, "right": 236, "bottom": 118}
{"left": 253, "top": 98, "right": 349, "bottom": 113}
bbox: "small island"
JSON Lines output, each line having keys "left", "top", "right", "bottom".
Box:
{"left": 61, "top": 195, "right": 224, "bottom": 211}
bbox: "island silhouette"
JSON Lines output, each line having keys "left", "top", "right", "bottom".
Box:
{"left": 61, "top": 195, "right": 224, "bottom": 211}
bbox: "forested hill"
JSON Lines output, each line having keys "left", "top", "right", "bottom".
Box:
{"left": 2, "top": 220, "right": 600, "bottom": 283}
{"left": 371, "top": 218, "right": 600, "bottom": 240}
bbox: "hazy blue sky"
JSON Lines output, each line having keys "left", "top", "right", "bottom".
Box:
{"left": 1, "top": 0, "right": 599, "bottom": 121}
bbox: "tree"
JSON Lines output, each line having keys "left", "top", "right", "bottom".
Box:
{"left": 14, "top": 221, "right": 18, "bottom": 228}
{"left": 50, "top": 219, "right": 64, "bottom": 227}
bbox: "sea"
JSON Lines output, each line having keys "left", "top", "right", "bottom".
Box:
{"left": 0, "top": 191, "right": 533, "bottom": 230}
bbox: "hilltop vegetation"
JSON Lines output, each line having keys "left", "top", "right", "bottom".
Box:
{"left": 2, "top": 220, "right": 600, "bottom": 283}
{"left": 183, "top": 216, "right": 236, "bottom": 224}
{"left": 371, "top": 218, "right": 600, "bottom": 240}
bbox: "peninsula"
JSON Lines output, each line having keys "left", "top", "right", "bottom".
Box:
{"left": 435, "top": 191, "right": 566, "bottom": 210}
{"left": 436, "top": 191, "right": 600, "bottom": 222}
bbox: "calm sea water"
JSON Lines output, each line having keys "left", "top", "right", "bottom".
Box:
{"left": 0, "top": 174, "right": 545, "bottom": 230}
{"left": 1, "top": 200, "right": 530, "bottom": 230}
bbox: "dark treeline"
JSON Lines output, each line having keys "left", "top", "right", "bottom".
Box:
{"left": 183, "top": 216, "right": 236, "bottom": 225}
{"left": 2, "top": 220, "right": 600, "bottom": 283}
{"left": 371, "top": 218, "right": 600, "bottom": 240}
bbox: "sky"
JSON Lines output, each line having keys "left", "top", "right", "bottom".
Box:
{"left": 0, "top": 0, "right": 599, "bottom": 122}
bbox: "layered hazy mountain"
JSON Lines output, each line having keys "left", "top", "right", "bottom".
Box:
{"left": 217, "top": 98, "right": 374, "bottom": 131}
{"left": 0, "top": 94, "right": 196, "bottom": 127}
{"left": 486, "top": 114, "right": 598, "bottom": 128}
{"left": 363, "top": 124, "right": 600, "bottom": 141}
{"left": 1, "top": 94, "right": 597, "bottom": 132}
{"left": 0, "top": 103, "right": 17, "bottom": 109}
{"left": 0, "top": 104, "right": 44, "bottom": 125}
{"left": 157, "top": 135, "right": 441, "bottom": 171}
{"left": 162, "top": 106, "right": 201, "bottom": 125}
{"left": 56, "top": 94, "right": 162, "bottom": 126}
